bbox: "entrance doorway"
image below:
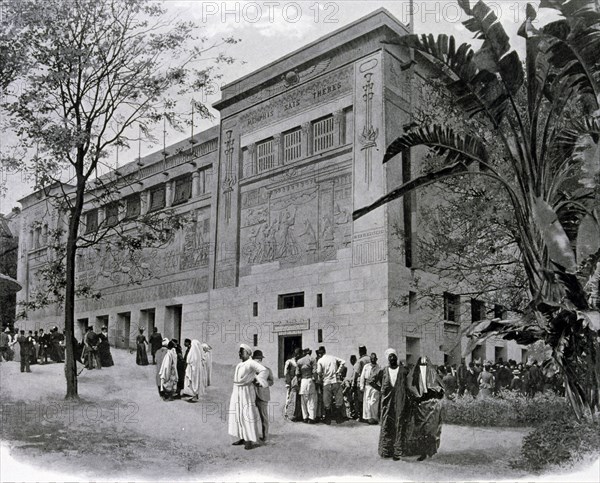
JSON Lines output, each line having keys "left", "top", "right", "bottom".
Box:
{"left": 165, "top": 305, "right": 182, "bottom": 342}
{"left": 140, "top": 308, "right": 156, "bottom": 335}
{"left": 278, "top": 334, "right": 302, "bottom": 378}
{"left": 116, "top": 312, "right": 131, "bottom": 349}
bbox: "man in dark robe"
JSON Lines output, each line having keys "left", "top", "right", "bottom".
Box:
{"left": 17, "top": 330, "right": 33, "bottom": 373}
{"left": 148, "top": 327, "right": 163, "bottom": 365}
{"left": 370, "top": 348, "right": 408, "bottom": 460}
{"left": 406, "top": 356, "right": 445, "bottom": 461}
{"left": 173, "top": 339, "right": 186, "bottom": 398}
{"left": 38, "top": 328, "right": 49, "bottom": 364}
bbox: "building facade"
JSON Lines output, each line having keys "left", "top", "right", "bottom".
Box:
{"left": 16, "top": 9, "right": 526, "bottom": 375}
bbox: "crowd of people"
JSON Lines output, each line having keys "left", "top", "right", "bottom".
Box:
{"left": 0, "top": 326, "right": 66, "bottom": 371}
{"left": 438, "top": 358, "right": 560, "bottom": 399}
{"left": 228, "top": 343, "right": 445, "bottom": 461}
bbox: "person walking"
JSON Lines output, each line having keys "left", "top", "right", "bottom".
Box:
{"left": 315, "top": 346, "right": 346, "bottom": 425}
{"left": 148, "top": 327, "right": 163, "bottom": 365}
{"left": 296, "top": 348, "right": 317, "bottom": 424}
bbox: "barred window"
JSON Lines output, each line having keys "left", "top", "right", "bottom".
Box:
{"left": 173, "top": 175, "right": 192, "bottom": 205}
{"left": 84, "top": 209, "right": 98, "bottom": 235}
{"left": 125, "top": 193, "right": 141, "bottom": 219}
{"left": 283, "top": 128, "right": 302, "bottom": 162}
{"left": 105, "top": 202, "right": 119, "bottom": 227}
{"left": 471, "top": 299, "right": 486, "bottom": 322}
{"left": 257, "top": 138, "right": 275, "bottom": 173}
{"left": 313, "top": 115, "right": 334, "bottom": 153}
{"left": 149, "top": 185, "right": 165, "bottom": 212}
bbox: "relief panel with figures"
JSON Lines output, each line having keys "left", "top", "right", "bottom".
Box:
{"left": 74, "top": 208, "right": 211, "bottom": 293}
{"left": 239, "top": 161, "right": 352, "bottom": 272}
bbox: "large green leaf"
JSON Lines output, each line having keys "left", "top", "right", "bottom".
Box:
{"left": 389, "top": 34, "right": 510, "bottom": 125}
{"left": 576, "top": 212, "right": 600, "bottom": 262}
{"left": 382, "top": 125, "right": 488, "bottom": 164}
{"left": 533, "top": 197, "right": 578, "bottom": 272}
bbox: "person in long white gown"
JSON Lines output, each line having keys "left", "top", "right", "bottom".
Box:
{"left": 158, "top": 341, "right": 179, "bottom": 401}
{"left": 360, "top": 352, "right": 381, "bottom": 424}
{"left": 201, "top": 343, "right": 213, "bottom": 387}
{"left": 228, "top": 344, "right": 268, "bottom": 450}
{"left": 182, "top": 340, "right": 205, "bottom": 402}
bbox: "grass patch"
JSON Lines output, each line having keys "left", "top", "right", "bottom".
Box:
{"left": 442, "top": 391, "right": 572, "bottom": 427}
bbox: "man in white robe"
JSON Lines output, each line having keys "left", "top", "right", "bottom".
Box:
{"left": 159, "top": 341, "right": 179, "bottom": 401}
{"left": 360, "top": 352, "right": 381, "bottom": 424}
{"left": 183, "top": 340, "right": 205, "bottom": 402}
{"left": 228, "top": 344, "right": 269, "bottom": 450}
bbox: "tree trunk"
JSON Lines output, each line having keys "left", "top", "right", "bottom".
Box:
{"left": 64, "top": 172, "right": 86, "bottom": 399}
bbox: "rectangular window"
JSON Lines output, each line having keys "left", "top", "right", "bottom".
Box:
{"left": 494, "top": 304, "right": 507, "bottom": 320}
{"left": 471, "top": 299, "right": 486, "bottom": 322}
{"left": 278, "top": 292, "right": 305, "bottom": 309}
{"left": 253, "top": 302, "right": 258, "bottom": 317}
{"left": 253, "top": 334, "right": 258, "bottom": 347}
{"left": 125, "top": 193, "right": 141, "bottom": 219}
{"left": 257, "top": 138, "right": 275, "bottom": 173}
{"left": 443, "top": 292, "right": 461, "bottom": 322}
{"left": 84, "top": 209, "right": 98, "bottom": 235}
{"left": 105, "top": 202, "right": 119, "bottom": 227}
{"left": 318, "top": 329, "right": 323, "bottom": 343}
{"left": 313, "top": 115, "right": 334, "bottom": 153}
{"left": 283, "top": 128, "right": 302, "bottom": 162}
{"left": 444, "top": 323, "right": 459, "bottom": 334}
{"left": 149, "top": 185, "right": 166, "bottom": 212}
{"left": 316, "top": 293, "right": 323, "bottom": 308}
{"left": 173, "top": 175, "right": 192, "bottom": 205}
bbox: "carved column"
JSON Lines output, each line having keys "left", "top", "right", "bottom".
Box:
{"left": 192, "top": 170, "right": 200, "bottom": 197}
{"left": 141, "top": 190, "right": 150, "bottom": 214}
{"left": 165, "top": 180, "right": 173, "bottom": 207}
{"left": 302, "top": 122, "right": 312, "bottom": 158}
{"left": 333, "top": 109, "right": 345, "bottom": 146}
{"left": 244, "top": 143, "right": 256, "bottom": 178}
{"left": 273, "top": 132, "right": 283, "bottom": 166}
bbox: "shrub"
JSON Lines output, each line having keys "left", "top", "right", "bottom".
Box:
{"left": 442, "top": 391, "right": 572, "bottom": 427}
{"left": 512, "top": 417, "right": 600, "bottom": 472}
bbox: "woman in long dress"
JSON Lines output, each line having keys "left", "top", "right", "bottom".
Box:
{"left": 478, "top": 362, "right": 495, "bottom": 398}
{"left": 182, "top": 340, "right": 205, "bottom": 402}
{"left": 98, "top": 327, "right": 114, "bottom": 367}
{"left": 135, "top": 328, "right": 149, "bottom": 366}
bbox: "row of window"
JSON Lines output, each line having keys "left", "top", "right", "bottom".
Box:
{"left": 443, "top": 291, "right": 507, "bottom": 323}
{"left": 250, "top": 111, "right": 349, "bottom": 176}
{"left": 83, "top": 168, "right": 211, "bottom": 235}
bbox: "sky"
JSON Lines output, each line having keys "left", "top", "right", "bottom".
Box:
{"left": 0, "top": 0, "right": 557, "bottom": 213}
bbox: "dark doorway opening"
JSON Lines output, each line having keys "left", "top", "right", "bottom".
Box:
{"left": 278, "top": 334, "right": 302, "bottom": 378}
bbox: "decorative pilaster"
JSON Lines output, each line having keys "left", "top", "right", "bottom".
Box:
{"left": 273, "top": 132, "right": 283, "bottom": 166}
{"left": 192, "top": 170, "right": 200, "bottom": 197}
{"left": 333, "top": 109, "right": 345, "bottom": 147}
{"left": 301, "top": 122, "right": 312, "bottom": 158}
{"left": 165, "top": 181, "right": 173, "bottom": 207}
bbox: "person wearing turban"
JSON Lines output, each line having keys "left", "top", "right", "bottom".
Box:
{"left": 369, "top": 348, "right": 409, "bottom": 460}
{"left": 182, "top": 340, "right": 206, "bottom": 402}
{"left": 154, "top": 338, "right": 170, "bottom": 398}
{"left": 228, "top": 344, "right": 269, "bottom": 450}
{"left": 406, "top": 355, "right": 445, "bottom": 461}
{"left": 158, "top": 340, "right": 179, "bottom": 401}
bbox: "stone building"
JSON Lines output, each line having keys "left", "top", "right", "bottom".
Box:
{"left": 16, "top": 9, "right": 526, "bottom": 375}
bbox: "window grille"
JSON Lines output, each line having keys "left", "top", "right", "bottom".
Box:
{"left": 105, "top": 203, "right": 119, "bottom": 227}
{"left": 313, "top": 116, "right": 334, "bottom": 153}
{"left": 173, "top": 175, "right": 192, "bottom": 205}
{"left": 283, "top": 128, "right": 302, "bottom": 162}
{"left": 257, "top": 139, "right": 275, "bottom": 173}
{"left": 84, "top": 209, "right": 98, "bottom": 234}
{"left": 125, "top": 193, "right": 141, "bottom": 219}
{"left": 149, "top": 185, "right": 165, "bottom": 212}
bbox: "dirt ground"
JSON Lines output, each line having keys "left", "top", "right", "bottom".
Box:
{"left": 1, "top": 348, "right": 598, "bottom": 482}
